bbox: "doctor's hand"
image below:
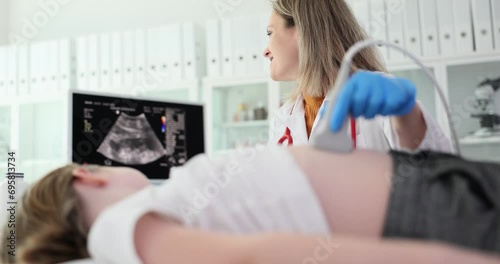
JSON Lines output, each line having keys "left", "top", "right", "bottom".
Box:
{"left": 329, "top": 71, "right": 416, "bottom": 132}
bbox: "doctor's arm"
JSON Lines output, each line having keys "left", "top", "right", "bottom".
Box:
{"left": 388, "top": 100, "right": 452, "bottom": 152}
{"left": 390, "top": 103, "right": 427, "bottom": 150}
{"left": 330, "top": 71, "right": 450, "bottom": 152}
{"left": 134, "top": 213, "right": 499, "bottom": 264}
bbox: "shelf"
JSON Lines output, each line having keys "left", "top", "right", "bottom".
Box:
{"left": 130, "top": 78, "right": 199, "bottom": 91}
{"left": 0, "top": 79, "right": 199, "bottom": 106}
{"left": 460, "top": 136, "right": 500, "bottom": 145}
{"left": 203, "top": 75, "right": 271, "bottom": 87}
{"left": 221, "top": 120, "right": 268, "bottom": 128}
{"left": 415, "top": 51, "right": 499, "bottom": 65}
{"left": 386, "top": 51, "right": 500, "bottom": 71}
{"left": 0, "top": 92, "right": 69, "bottom": 106}
{"left": 134, "top": 88, "right": 195, "bottom": 103}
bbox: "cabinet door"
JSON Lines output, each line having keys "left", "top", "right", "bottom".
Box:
{"left": 205, "top": 79, "right": 299, "bottom": 155}
{"left": 18, "top": 100, "right": 67, "bottom": 182}
{"left": 207, "top": 82, "right": 270, "bottom": 155}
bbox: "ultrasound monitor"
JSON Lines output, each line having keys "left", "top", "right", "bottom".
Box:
{"left": 69, "top": 91, "right": 205, "bottom": 183}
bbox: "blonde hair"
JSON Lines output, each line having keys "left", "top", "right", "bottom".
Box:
{"left": 271, "top": 0, "right": 387, "bottom": 99}
{"left": 1, "top": 164, "right": 90, "bottom": 263}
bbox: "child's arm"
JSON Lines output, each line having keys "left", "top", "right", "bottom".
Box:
{"left": 135, "top": 213, "right": 500, "bottom": 264}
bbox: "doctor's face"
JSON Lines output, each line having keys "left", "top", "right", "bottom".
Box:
{"left": 263, "top": 12, "right": 299, "bottom": 81}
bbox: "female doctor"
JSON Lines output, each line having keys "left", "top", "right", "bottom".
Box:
{"left": 264, "top": 0, "right": 452, "bottom": 152}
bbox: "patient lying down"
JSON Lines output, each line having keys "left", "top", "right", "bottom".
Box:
{"left": 2, "top": 146, "right": 500, "bottom": 264}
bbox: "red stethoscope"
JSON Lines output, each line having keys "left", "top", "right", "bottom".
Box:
{"left": 278, "top": 106, "right": 357, "bottom": 148}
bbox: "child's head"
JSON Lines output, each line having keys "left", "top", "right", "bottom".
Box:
{"left": 1, "top": 164, "right": 89, "bottom": 263}
{"left": 1, "top": 164, "right": 150, "bottom": 263}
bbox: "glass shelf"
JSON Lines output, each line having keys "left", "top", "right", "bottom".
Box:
{"left": 222, "top": 120, "right": 268, "bottom": 129}
{"left": 460, "top": 136, "right": 500, "bottom": 145}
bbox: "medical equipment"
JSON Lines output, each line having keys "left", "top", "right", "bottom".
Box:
{"left": 311, "top": 40, "right": 462, "bottom": 156}
{"left": 278, "top": 127, "right": 293, "bottom": 145}
{"left": 69, "top": 90, "right": 205, "bottom": 183}
{"left": 469, "top": 77, "right": 500, "bottom": 137}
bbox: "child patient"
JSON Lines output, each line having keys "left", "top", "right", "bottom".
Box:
{"left": 1, "top": 146, "right": 500, "bottom": 264}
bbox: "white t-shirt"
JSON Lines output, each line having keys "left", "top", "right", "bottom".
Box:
{"left": 88, "top": 146, "right": 330, "bottom": 264}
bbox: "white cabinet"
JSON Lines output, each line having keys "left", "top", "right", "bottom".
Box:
{"left": 203, "top": 75, "right": 294, "bottom": 156}
{"left": 446, "top": 59, "right": 500, "bottom": 162}
{"left": 0, "top": 97, "right": 69, "bottom": 183}
{"left": 74, "top": 28, "right": 203, "bottom": 102}
{"left": 387, "top": 53, "right": 500, "bottom": 162}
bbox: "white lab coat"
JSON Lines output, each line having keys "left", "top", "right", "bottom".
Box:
{"left": 268, "top": 94, "right": 453, "bottom": 153}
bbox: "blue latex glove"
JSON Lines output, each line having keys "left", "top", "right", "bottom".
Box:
{"left": 329, "top": 71, "right": 416, "bottom": 132}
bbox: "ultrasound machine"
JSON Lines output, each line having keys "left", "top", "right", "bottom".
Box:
{"left": 69, "top": 91, "right": 205, "bottom": 184}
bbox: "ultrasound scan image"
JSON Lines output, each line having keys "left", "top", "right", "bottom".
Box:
{"left": 97, "top": 113, "right": 166, "bottom": 165}
{"left": 72, "top": 92, "right": 205, "bottom": 180}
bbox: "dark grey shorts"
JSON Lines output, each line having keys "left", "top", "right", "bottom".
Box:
{"left": 383, "top": 151, "right": 500, "bottom": 254}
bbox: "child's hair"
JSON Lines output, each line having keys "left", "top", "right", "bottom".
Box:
{"left": 1, "top": 164, "right": 91, "bottom": 263}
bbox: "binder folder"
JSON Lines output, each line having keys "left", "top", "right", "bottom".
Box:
{"left": 418, "top": 0, "right": 440, "bottom": 57}
{"left": 471, "top": 0, "right": 494, "bottom": 53}
{"left": 369, "top": 0, "right": 389, "bottom": 61}
{"left": 76, "top": 36, "right": 89, "bottom": 90}
{"left": 99, "top": 34, "right": 112, "bottom": 90}
{"left": 206, "top": 19, "right": 222, "bottom": 78}
{"left": 435, "top": 0, "right": 457, "bottom": 56}
{"left": 221, "top": 18, "right": 234, "bottom": 77}
{"left": 453, "top": 0, "right": 474, "bottom": 54}
{"left": 111, "top": 32, "right": 124, "bottom": 89}
{"left": 88, "top": 35, "right": 100, "bottom": 90}
{"left": 386, "top": 0, "right": 406, "bottom": 62}
{"left": 402, "top": 0, "right": 423, "bottom": 57}
{"left": 490, "top": 0, "right": 500, "bottom": 50}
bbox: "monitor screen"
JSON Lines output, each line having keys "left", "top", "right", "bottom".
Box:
{"left": 70, "top": 91, "right": 205, "bottom": 181}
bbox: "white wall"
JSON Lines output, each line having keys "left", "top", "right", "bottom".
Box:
{"left": 7, "top": 0, "right": 272, "bottom": 43}
{"left": 0, "top": 0, "right": 9, "bottom": 44}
